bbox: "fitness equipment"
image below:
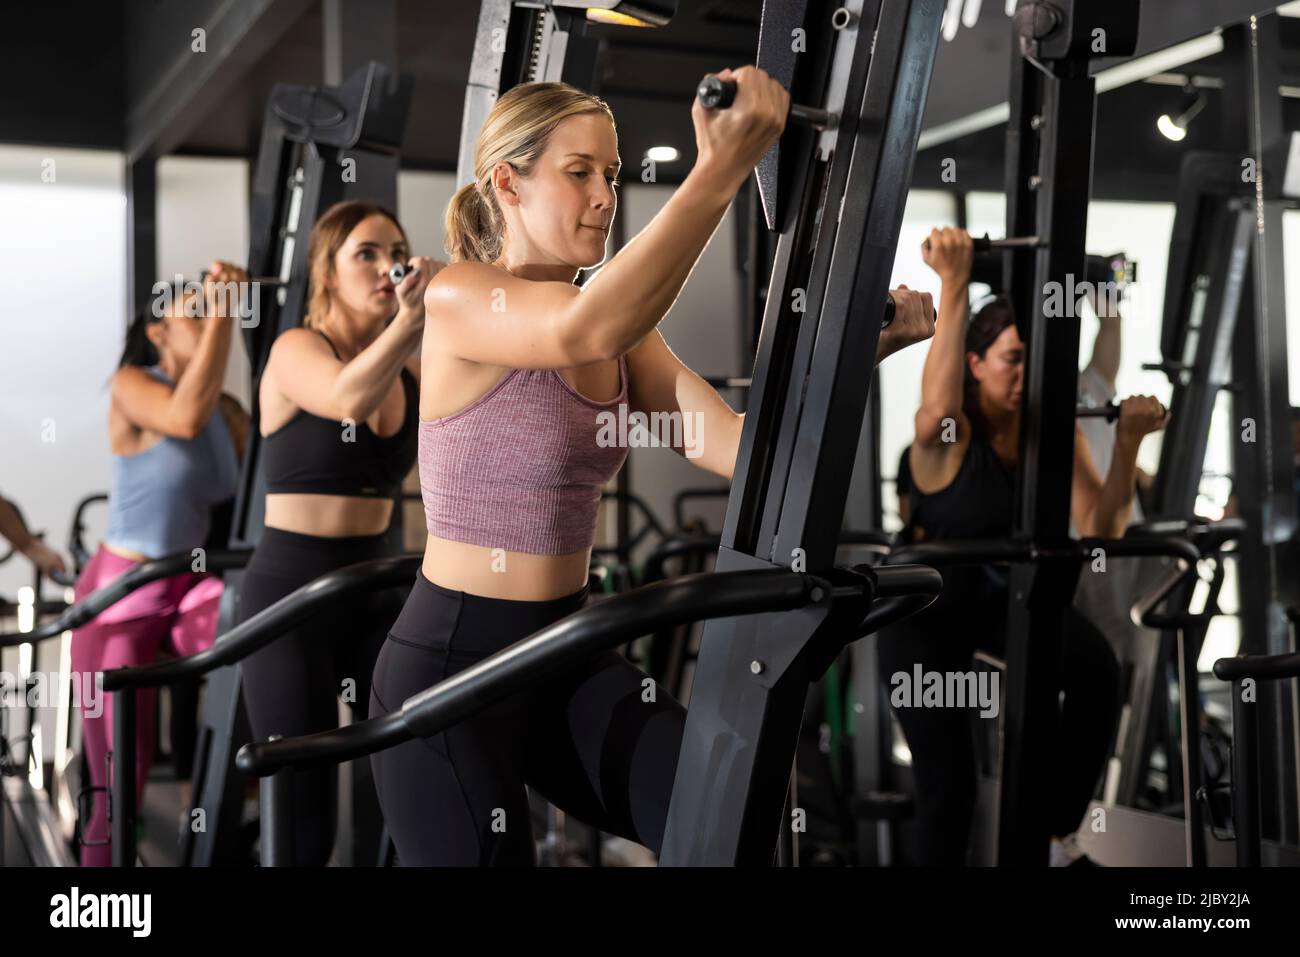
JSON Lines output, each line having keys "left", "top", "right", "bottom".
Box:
{"left": 0, "top": 547, "right": 251, "bottom": 867}
{"left": 695, "top": 75, "right": 904, "bottom": 330}
{"left": 925, "top": 232, "right": 1137, "bottom": 293}
{"left": 235, "top": 0, "right": 950, "bottom": 867}
{"left": 1119, "top": 15, "right": 1300, "bottom": 858}
{"left": 180, "top": 59, "right": 414, "bottom": 868}
{"left": 1213, "top": 627, "right": 1300, "bottom": 866}
{"left": 202, "top": 262, "right": 414, "bottom": 289}
{"left": 101, "top": 555, "right": 420, "bottom": 867}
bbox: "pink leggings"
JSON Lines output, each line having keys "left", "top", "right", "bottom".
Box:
{"left": 70, "top": 545, "right": 223, "bottom": 866}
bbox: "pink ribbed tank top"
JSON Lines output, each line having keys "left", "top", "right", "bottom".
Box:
{"left": 419, "top": 354, "right": 630, "bottom": 555}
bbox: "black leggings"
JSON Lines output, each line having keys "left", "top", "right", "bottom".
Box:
{"left": 370, "top": 571, "right": 687, "bottom": 866}
{"left": 875, "top": 577, "right": 1121, "bottom": 865}
{"left": 233, "top": 526, "right": 404, "bottom": 866}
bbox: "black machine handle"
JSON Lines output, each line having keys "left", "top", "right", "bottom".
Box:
{"left": 1129, "top": 520, "right": 1244, "bottom": 629}
{"left": 102, "top": 554, "right": 420, "bottom": 691}
{"left": 237, "top": 562, "right": 947, "bottom": 778}
{"left": 66, "top": 492, "right": 108, "bottom": 572}
{"left": 885, "top": 535, "right": 1199, "bottom": 570}
{"left": 239, "top": 567, "right": 822, "bottom": 776}
{"left": 1213, "top": 651, "right": 1300, "bottom": 683}
{"left": 0, "top": 548, "right": 252, "bottom": 648}
{"left": 697, "top": 73, "right": 906, "bottom": 329}
{"left": 853, "top": 564, "right": 944, "bottom": 635}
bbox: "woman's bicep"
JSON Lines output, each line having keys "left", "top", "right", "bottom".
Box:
{"left": 218, "top": 394, "right": 250, "bottom": 462}
{"left": 1070, "top": 427, "right": 1104, "bottom": 533}
{"left": 111, "top": 368, "right": 198, "bottom": 439}
{"left": 425, "top": 263, "right": 592, "bottom": 369}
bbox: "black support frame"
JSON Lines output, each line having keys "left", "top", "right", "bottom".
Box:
{"left": 660, "top": 0, "right": 944, "bottom": 866}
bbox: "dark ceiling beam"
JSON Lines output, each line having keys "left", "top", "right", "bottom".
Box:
{"left": 921, "top": 0, "right": 1289, "bottom": 138}
{"left": 123, "top": 0, "right": 315, "bottom": 161}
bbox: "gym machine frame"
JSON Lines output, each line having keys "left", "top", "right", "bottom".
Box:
{"left": 185, "top": 61, "right": 413, "bottom": 868}
{"left": 996, "top": 0, "right": 1140, "bottom": 865}
{"left": 236, "top": 0, "right": 949, "bottom": 866}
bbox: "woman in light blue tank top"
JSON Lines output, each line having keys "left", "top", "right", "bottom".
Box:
{"left": 71, "top": 266, "right": 251, "bottom": 866}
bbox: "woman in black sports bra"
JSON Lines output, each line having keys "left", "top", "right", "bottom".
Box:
{"left": 879, "top": 227, "right": 1168, "bottom": 866}
{"left": 232, "top": 199, "right": 443, "bottom": 865}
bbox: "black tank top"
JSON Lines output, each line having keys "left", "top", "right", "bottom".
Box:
{"left": 900, "top": 431, "right": 1016, "bottom": 603}
{"left": 261, "top": 330, "right": 419, "bottom": 498}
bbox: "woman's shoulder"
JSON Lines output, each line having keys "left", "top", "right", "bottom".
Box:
{"left": 268, "top": 326, "right": 337, "bottom": 363}
{"left": 429, "top": 260, "right": 507, "bottom": 291}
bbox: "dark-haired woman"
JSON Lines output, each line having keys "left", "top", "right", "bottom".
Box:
{"left": 72, "top": 265, "right": 250, "bottom": 866}
{"left": 878, "top": 227, "right": 1168, "bottom": 866}
{"left": 232, "top": 200, "right": 443, "bottom": 866}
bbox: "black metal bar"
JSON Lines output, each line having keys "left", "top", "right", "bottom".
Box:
{"left": 1213, "top": 651, "right": 1300, "bottom": 683}
{"left": 1220, "top": 15, "right": 1300, "bottom": 850}
{"left": 1, "top": 549, "right": 251, "bottom": 647}
{"left": 110, "top": 689, "right": 136, "bottom": 867}
{"left": 103, "top": 555, "right": 419, "bottom": 692}
{"left": 1230, "top": 678, "right": 1261, "bottom": 866}
{"left": 323, "top": 0, "right": 396, "bottom": 87}
{"left": 1177, "top": 618, "right": 1208, "bottom": 866}
{"left": 239, "top": 568, "right": 822, "bottom": 776}
{"left": 260, "top": 737, "right": 294, "bottom": 867}
{"left": 126, "top": 159, "right": 155, "bottom": 315}
{"left": 999, "top": 0, "right": 1140, "bottom": 867}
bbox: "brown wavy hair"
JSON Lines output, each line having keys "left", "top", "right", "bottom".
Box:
{"left": 304, "top": 200, "right": 408, "bottom": 328}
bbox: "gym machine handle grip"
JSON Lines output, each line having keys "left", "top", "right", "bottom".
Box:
{"left": 695, "top": 74, "right": 903, "bottom": 331}
{"left": 922, "top": 233, "right": 1043, "bottom": 254}
{"left": 695, "top": 74, "right": 837, "bottom": 130}
{"left": 0, "top": 548, "right": 253, "bottom": 648}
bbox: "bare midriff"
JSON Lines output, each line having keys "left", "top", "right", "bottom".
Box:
{"left": 421, "top": 533, "right": 591, "bottom": 601}
{"left": 264, "top": 493, "right": 395, "bottom": 538}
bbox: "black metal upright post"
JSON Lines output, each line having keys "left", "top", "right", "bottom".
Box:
{"left": 125, "top": 158, "right": 156, "bottom": 317}
{"left": 659, "top": 0, "right": 943, "bottom": 866}
{"left": 187, "top": 61, "right": 412, "bottom": 867}
{"left": 1222, "top": 15, "right": 1300, "bottom": 850}
{"left": 997, "top": 1, "right": 1139, "bottom": 866}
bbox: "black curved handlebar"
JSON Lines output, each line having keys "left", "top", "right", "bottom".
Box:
{"left": 66, "top": 492, "right": 108, "bottom": 571}
{"left": 1213, "top": 651, "right": 1300, "bottom": 682}
{"left": 0, "top": 548, "right": 252, "bottom": 648}
{"left": 239, "top": 568, "right": 826, "bottom": 776}
{"left": 103, "top": 555, "right": 419, "bottom": 691}
{"left": 885, "top": 535, "right": 1199, "bottom": 569}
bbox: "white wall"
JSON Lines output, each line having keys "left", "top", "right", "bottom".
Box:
{"left": 0, "top": 146, "right": 125, "bottom": 600}
{"left": 877, "top": 190, "right": 960, "bottom": 529}
{"left": 397, "top": 170, "right": 459, "bottom": 260}
{"left": 156, "top": 156, "right": 252, "bottom": 406}
{"left": 615, "top": 184, "right": 742, "bottom": 549}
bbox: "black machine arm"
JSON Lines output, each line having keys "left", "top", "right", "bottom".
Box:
{"left": 239, "top": 568, "right": 816, "bottom": 775}
{"left": 0, "top": 548, "right": 252, "bottom": 648}
{"left": 102, "top": 555, "right": 419, "bottom": 691}
{"left": 238, "top": 564, "right": 942, "bottom": 777}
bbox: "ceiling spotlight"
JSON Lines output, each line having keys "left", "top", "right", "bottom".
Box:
{"left": 1157, "top": 91, "right": 1208, "bottom": 142}
{"left": 646, "top": 145, "right": 679, "bottom": 163}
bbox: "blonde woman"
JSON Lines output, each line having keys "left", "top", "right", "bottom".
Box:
{"left": 369, "top": 70, "right": 936, "bottom": 865}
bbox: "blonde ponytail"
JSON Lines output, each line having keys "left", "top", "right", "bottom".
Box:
{"left": 444, "top": 181, "right": 502, "bottom": 264}
{"left": 443, "top": 82, "right": 614, "bottom": 264}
